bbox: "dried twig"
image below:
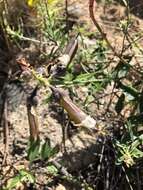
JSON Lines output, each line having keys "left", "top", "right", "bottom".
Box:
{"left": 27, "top": 86, "right": 39, "bottom": 141}
{"left": 52, "top": 159, "right": 72, "bottom": 177}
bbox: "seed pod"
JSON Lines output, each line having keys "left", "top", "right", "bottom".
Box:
{"left": 51, "top": 87, "right": 97, "bottom": 131}
{"left": 51, "top": 35, "right": 78, "bottom": 76}
{"left": 58, "top": 34, "right": 78, "bottom": 67}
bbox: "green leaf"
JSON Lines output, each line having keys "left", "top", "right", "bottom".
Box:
{"left": 47, "top": 164, "right": 58, "bottom": 175}
{"left": 113, "top": 61, "right": 131, "bottom": 79}
{"left": 27, "top": 139, "right": 41, "bottom": 162}
{"left": 118, "top": 82, "right": 139, "bottom": 99}
{"left": 41, "top": 141, "right": 52, "bottom": 160}
{"left": 6, "top": 176, "right": 22, "bottom": 189}
{"left": 5, "top": 169, "right": 35, "bottom": 190}
{"left": 63, "top": 72, "right": 100, "bottom": 85}
{"left": 74, "top": 73, "right": 96, "bottom": 81}
{"left": 41, "top": 142, "right": 59, "bottom": 160}
{"left": 139, "top": 134, "right": 143, "bottom": 142}
{"left": 125, "top": 121, "right": 135, "bottom": 141}
{"left": 131, "top": 148, "right": 143, "bottom": 158}
{"left": 131, "top": 139, "right": 140, "bottom": 149}
{"left": 19, "top": 169, "right": 35, "bottom": 184}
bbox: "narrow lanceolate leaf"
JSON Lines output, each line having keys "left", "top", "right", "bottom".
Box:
{"left": 28, "top": 138, "right": 40, "bottom": 162}
{"left": 118, "top": 81, "right": 139, "bottom": 99}
{"left": 51, "top": 87, "right": 97, "bottom": 131}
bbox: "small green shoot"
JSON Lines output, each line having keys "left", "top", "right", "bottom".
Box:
{"left": 4, "top": 169, "right": 35, "bottom": 190}
{"left": 27, "top": 138, "right": 59, "bottom": 162}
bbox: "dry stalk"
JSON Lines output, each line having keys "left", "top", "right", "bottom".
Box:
{"left": 27, "top": 86, "right": 39, "bottom": 141}
{"left": 89, "top": 0, "right": 128, "bottom": 64}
